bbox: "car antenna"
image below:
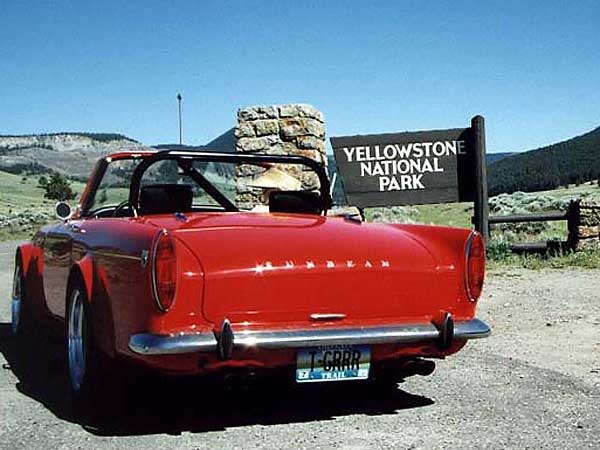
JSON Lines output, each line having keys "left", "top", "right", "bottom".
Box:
{"left": 177, "top": 93, "right": 183, "bottom": 146}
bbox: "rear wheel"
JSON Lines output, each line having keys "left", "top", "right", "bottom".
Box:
{"left": 67, "top": 286, "right": 89, "bottom": 393}
{"left": 66, "top": 280, "right": 113, "bottom": 403}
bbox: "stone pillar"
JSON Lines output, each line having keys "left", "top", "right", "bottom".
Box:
{"left": 234, "top": 104, "right": 326, "bottom": 206}
{"left": 567, "top": 199, "right": 600, "bottom": 250}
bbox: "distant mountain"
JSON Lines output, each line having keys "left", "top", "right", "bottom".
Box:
{"left": 0, "top": 133, "right": 148, "bottom": 179}
{"left": 488, "top": 126, "right": 600, "bottom": 195}
{"left": 153, "top": 128, "right": 237, "bottom": 179}
{"left": 0, "top": 127, "right": 238, "bottom": 181}
{"left": 0, "top": 132, "right": 138, "bottom": 143}
{"left": 487, "top": 152, "right": 514, "bottom": 164}
{"left": 154, "top": 128, "right": 236, "bottom": 153}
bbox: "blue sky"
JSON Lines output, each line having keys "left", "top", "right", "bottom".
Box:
{"left": 1, "top": 0, "right": 598, "bottom": 153}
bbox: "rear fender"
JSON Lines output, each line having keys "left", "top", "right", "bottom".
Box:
{"left": 67, "top": 254, "right": 116, "bottom": 357}
{"left": 388, "top": 224, "right": 478, "bottom": 317}
{"left": 388, "top": 224, "right": 472, "bottom": 264}
{"left": 70, "top": 254, "right": 94, "bottom": 303}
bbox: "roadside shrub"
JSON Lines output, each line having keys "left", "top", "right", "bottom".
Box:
{"left": 489, "top": 192, "right": 571, "bottom": 235}
{"left": 43, "top": 173, "right": 76, "bottom": 201}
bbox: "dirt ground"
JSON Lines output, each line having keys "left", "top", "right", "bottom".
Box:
{"left": 0, "top": 240, "right": 598, "bottom": 450}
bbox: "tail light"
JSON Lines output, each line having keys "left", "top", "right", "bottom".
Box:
{"left": 465, "top": 231, "right": 485, "bottom": 302}
{"left": 151, "top": 230, "right": 177, "bottom": 312}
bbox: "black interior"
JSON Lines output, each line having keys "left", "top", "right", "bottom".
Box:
{"left": 139, "top": 184, "right": 193, "bottom": 216}
{"left": 269, "top": 190, "right": 322, "bottom": 215}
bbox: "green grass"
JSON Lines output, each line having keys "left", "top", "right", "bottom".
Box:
{"left": 0, "top": 171, "right": 86, "bottom": 214}
{"left": 0, "top": 226, "right": 41, "bottom": 242}
{"left": 0, "top": 171, "right": 86, "bottom": 240}
{"left": 487, "top": 247, "right": 600, "bottom": 270}
{"left": 0, "top": 171, "right": 54, "bottom": 214}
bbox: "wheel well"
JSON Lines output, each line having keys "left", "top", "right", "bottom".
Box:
{"left": 65, "top": 267, "right": 85, "bottom": 309}
{"left": 65, "top": 261, "right": 117, "bottom": 358}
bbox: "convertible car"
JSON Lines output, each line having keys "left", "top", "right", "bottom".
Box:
{"left": 11, "top": 149, "right": 490, "bottom": 398}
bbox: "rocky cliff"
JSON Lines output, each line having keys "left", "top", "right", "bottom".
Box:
{"left": 0, "top": 133, "right": 150, "bottom": 179}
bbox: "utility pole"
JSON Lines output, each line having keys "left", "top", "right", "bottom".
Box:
{"left": 177, "top": 93, "right": 183, "bottom": 145}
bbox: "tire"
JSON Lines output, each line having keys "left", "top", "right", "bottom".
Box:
{"left": 66, "top": 279, "right": 113, "bottom": 404}
{"left": 11, "top": 254, "right": 34, "bottom": 343}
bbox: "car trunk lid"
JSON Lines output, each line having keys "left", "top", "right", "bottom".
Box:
{"left": 161, "top": 213, "right": 463, "bottom": 326}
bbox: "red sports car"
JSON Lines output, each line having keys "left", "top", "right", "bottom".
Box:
{"left": 11, "top": 149, "right": 490, "bottom": 399}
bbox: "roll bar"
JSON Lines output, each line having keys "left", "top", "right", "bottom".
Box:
{"left": 127, "top": 150, "right": 332, "bottom": 213}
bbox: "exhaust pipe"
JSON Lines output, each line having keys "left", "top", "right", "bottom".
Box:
{"left": 399, "top": 358, "right": 436, "bottom": 377}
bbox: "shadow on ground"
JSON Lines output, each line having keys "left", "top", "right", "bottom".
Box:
{"left": 0, "top": 322, "right": 433, "bottom": 436}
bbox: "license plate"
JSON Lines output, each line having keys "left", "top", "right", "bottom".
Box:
{"left": 296, "top": 345, "right": 370, "bottom": 383}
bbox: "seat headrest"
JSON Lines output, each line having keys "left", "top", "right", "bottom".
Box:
{"left": 140, "top": 184, "right": 193, "bottom": 216}
{"left": 268, "top": 191, "right": 321, "bottom": 215}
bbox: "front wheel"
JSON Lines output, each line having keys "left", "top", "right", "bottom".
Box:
{"left": 12, "top": 255, "right": 33, "bottom": 341}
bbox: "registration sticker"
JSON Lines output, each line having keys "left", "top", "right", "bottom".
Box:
{"left": 296, "top": 345, "right": 370, "bottom": 383}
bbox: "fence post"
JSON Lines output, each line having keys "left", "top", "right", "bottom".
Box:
{"left": 471, "top": 115, "right": 489, "bottom": 242}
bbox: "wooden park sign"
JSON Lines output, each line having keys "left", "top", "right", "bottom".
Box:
{"left": 331, "top": 115, "right": 489, "bottom": 241}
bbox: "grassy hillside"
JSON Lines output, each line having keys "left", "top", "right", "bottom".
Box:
{"left": 0, "top": 171, "right": 86, "bottom": 241}
{"left": 488, "top": 126, "right": 600, "bottom": 195}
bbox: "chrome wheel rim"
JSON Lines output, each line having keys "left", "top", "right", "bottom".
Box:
{"left": 11, "top": 264, "right": 21, "bottom": 335}
{"left": 68, "top": 290, "right": 86, "bottom": 392}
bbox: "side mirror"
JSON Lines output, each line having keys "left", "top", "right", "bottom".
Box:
{"left": 55, "top": 202, "right": 73, "bottom": 221}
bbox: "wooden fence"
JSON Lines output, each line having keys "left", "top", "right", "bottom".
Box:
{"left": 488, "top": 199, "right": 600, "bottom": 253}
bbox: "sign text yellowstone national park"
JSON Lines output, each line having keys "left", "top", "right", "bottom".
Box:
{"left": 331, "top": 127, "right": 476, "bottom": 208}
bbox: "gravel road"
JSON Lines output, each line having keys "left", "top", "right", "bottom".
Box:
{"left": 0, "top": 240, "right": 598, "bottom": 450}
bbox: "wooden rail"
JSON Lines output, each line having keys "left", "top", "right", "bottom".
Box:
{"left": 488, "top": 210, "right": 571, "bottom": 254}
{"left": 488, "top": 211, "right": 569, "bottom": 225}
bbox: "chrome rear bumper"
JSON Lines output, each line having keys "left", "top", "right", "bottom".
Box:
{"left": 129, "top": 318, "right": 491, "bottom": 356}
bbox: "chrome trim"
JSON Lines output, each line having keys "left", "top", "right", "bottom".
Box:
{"left": 128, "top": 318, "right": 491, "bottom": 355}
{"left": 236, "top": 323, "right": 435, "bottom": 348}
{"left": 129, "top": 332, "right": 218, "bottom": 355}
{"left": 140, "top": 249, "right": 149, "bottom": 268}
{"left": 310, "top": 313, "right": 346, "bottom": 321}
{"left": 217, "top": 318, "right": 234, "bottom": 360}
{"left": 453, "top": 318, "right": 491, "bottom": 339}
{"left": 93, "top": 250, "right": 142, "bottom": 261}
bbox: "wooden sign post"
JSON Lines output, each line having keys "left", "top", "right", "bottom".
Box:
{"left": 471, "top": 115, "right": 489, "bottom": 242}
{"left": 331, "top": 115, "right": 490, "bottom": 241}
